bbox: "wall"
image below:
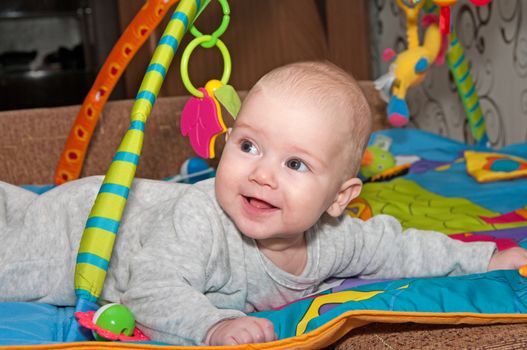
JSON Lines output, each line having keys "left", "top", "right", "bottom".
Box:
{"left": 116, "top": 0, "right": 372, "bottom": 98}
{"left": 371, "top": 0, "right": 527, "bottom": 147}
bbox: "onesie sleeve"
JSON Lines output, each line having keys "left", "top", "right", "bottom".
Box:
{"left": 120, "top": 186, "right": 244, "bottom": 345}
{"left": 325, "top": 214, "right": 497, "bottom": 279}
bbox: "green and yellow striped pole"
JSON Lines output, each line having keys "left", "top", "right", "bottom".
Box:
{"left": 446, "top": 31, "right": 489, "bottom": 146}
{"left": 423, "top": 2, "right": 488, "bottom": 146}
{"left": 68, "top": 0, "right": 209, "bottom": 340}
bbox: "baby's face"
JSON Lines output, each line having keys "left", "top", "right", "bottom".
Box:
{"left": 215, "top": 88, "right": 356, "bottom": 244}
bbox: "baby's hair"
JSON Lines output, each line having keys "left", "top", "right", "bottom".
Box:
{"left": 250, "top": 61, "right": 373, "bottom": 176}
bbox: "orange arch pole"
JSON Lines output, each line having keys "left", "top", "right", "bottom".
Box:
{"left": 54, "top": 0, "right": 180, "bottom": 185}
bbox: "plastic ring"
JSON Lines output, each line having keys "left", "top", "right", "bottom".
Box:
{"left": 180, "top": 35, "right": 231, "bottom": 97}
{"left": 190, "top": 0, "right": 230, "bottom": 48}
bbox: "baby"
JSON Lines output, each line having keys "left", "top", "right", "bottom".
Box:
{"left": 1, "top": 61, "right": 526, "bottom": 346}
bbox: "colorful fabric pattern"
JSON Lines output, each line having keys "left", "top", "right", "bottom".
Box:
{"left": 465, "top": 150, "right": 527, "bottom": 183}
{"left": 255, "top": 268, "right": 527, "bottom": 340}
{"left": 3, "top": 129, "right": 527, "bottom": 348}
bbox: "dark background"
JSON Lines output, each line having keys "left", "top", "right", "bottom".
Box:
{"left": 0, "top": 0, "right": 372, "bottom": 111}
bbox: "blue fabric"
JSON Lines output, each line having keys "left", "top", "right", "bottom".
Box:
{"left": 65, "top": 298, "right": 98, "bottom": 342}
{"left": 0, "top": 303, "right": 160, "bottom": 346}
{"left": 0, "top": 303, "right": 74, "bottom": 345}
{"left": 3, "top": 270, "right": 527, "bottom": 345}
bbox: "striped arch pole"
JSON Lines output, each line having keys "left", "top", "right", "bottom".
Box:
{"left": 447, "top": 31, "right": 489, "bottom": 146}
{"left": 423, "top": 2, "right": 488, "bottom": 146}
{"left": 67, "top": 0, "right": 207, "bottom": 341}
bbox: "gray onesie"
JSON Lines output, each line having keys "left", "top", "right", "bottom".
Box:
{"left": 0, "top": 177, "right": 496, "bottom": 345}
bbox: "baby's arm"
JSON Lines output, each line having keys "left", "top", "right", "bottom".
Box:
{"left": 205, "top": 317, "right": 276, "bottom": 346}
{"left": 116, "top": 184, "right": 279, "bottom": 345}
{"left": 331, "top": 215, "right": 497, "bottom": 279}
{"left": 488, "top": 247, "right": 527, "bottom": 271}
{"left": 121, "top": 220, "right": 246, "bottom": 344}
{"left": 126, "top": 237, "right": 276, "bottom": 346}
{"left": 116, "top": 188, "right": 250, "bottom": 345}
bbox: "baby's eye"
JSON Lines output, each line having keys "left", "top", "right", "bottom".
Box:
{"left": 286, "top": 159, "right": 309, "bottom": 172}
{"left": 240, "top": 140, "right": 258, "bottom": 154}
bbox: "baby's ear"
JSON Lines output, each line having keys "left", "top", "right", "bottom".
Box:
{"left": 326, "top": 177, "right": 363, "bottom": 217}
{"left": 224, "top": 128, "right": 232, "bottom": 142}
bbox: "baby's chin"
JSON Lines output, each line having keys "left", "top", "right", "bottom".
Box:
{"left": 233, "top": 221, "right": 273, "bottom": 241}
{"left": 234, "top": 220, "right": 307, "bottom": 244}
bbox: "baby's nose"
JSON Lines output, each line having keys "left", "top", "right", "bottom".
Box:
{"left": 249, "top": 162, "right": 277, "bottom": 188}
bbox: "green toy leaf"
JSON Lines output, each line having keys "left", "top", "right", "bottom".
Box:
{"left": 214, "top": 84, "right": 241, "bottom": 119}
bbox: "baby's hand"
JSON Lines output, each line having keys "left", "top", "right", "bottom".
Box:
{"left": 205, "top": 316, "right": 276, "bottom": 346}
{"left": 487, "top": 247, "right": 527, "bottom": 271}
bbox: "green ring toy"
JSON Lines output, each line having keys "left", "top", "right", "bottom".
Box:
{"left": 190, "top": 0, "right": 230, "bottom": 48}
{"left": 180, "top": 35, "right": 231, "bottom": 97}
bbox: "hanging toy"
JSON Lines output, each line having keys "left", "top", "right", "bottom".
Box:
{"left": 432, "top": 0, "right": 492, "bottom": 34}
{"left": 432, "top": 0, "right": 456, "bottom": 34}
{"left": 375, "top": 0, "right": 442, "bottom": 127}
{"left": 75, "top": 303, "right": 150, "bottom": 341}
{"left": 181, "top": 83, "right": 228, "bottom": 159}
{"left": 179, "top": 0, "right": 240, "bottom": 159}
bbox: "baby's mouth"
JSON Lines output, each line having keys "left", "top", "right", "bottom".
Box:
{"left": 243, "top": 196, "right": 277, "bottom": 210}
